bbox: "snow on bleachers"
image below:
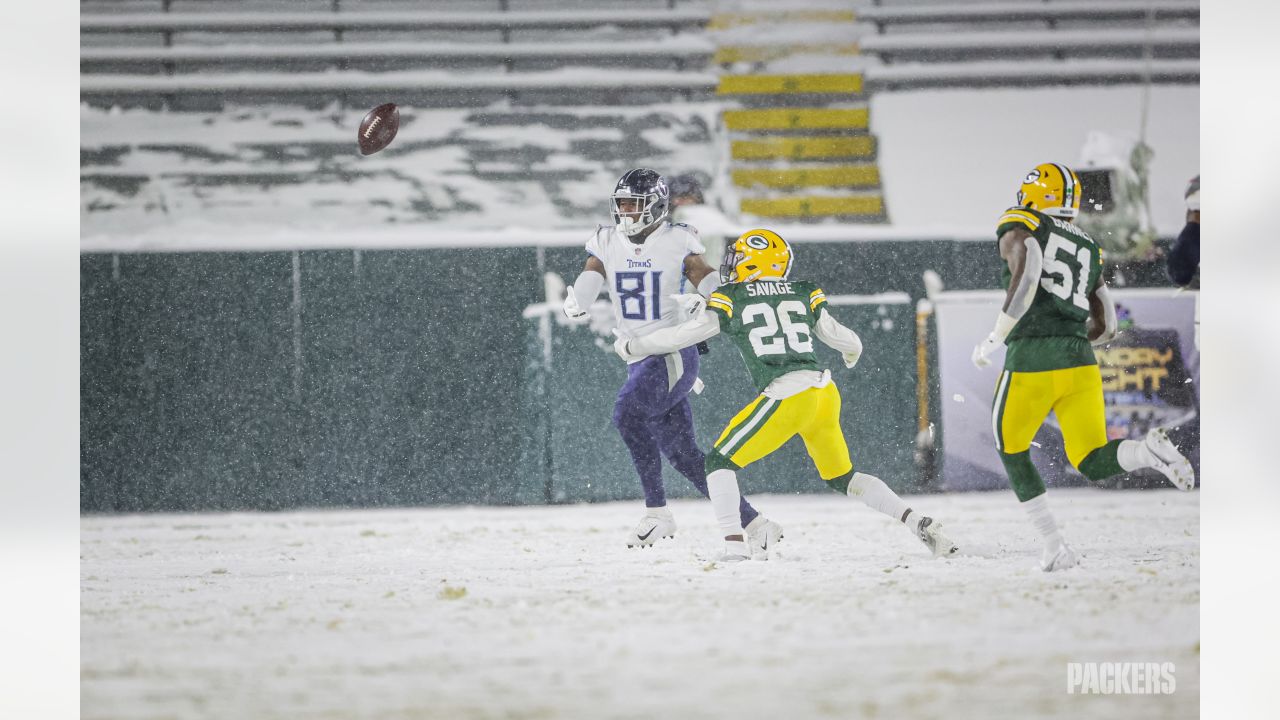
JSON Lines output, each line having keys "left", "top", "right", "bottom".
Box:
{"left": 80, "top": 102, "right": 722, "bottom": 243}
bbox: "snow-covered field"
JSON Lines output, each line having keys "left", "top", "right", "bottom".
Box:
{"left": 81, "top": 487, "right": 1198, "bottom": 719}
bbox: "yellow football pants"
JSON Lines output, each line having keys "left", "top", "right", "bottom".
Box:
{"left": 991, "top": 365, "right": 1109, "bottom": 468}
{"left": 711, "top": 382, "right": 853, "bottom": 480}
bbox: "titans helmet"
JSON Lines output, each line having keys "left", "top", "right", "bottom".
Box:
{"left": 610, "top": 169, "right": 670, "bottom": 238}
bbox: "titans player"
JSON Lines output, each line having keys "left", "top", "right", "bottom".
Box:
{"left": 614, "top": 229, "right": 958, "bottom": 562}
{"left": 971, "top": 163, "right": 1196, "bottom": 571}
{"left": 563, "top": 169, "right": 781, "bottom": 549}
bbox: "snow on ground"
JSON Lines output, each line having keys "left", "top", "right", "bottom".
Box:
{"left": 81, "top": 487, "right": 1199, "bottom": 719}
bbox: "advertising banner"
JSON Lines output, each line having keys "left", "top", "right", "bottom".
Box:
{"left": 935, "top": 288, "right": 1199, "bottom": 492}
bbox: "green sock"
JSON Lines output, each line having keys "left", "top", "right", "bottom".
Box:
{"left": 1078, "top": 440, "right": 1125, "bottom": 481}
{"left": 1000, "top": 450, "right": 1045, "bottom": 502}
{"left": 825, "top": 471, "right": 853, "bottom": 494}
{"left": 705, "top": 450, "right": 740, "bottom": 475}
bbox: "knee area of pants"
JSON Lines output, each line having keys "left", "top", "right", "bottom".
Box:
{"left": 672, "top": 447, "right": 706, "bottom": 465}
{"left": 1066, "top": 447, "right": 1096, "bottom": 474}
{"left": 611, "top": 408, "right": 646, "bottom": 430}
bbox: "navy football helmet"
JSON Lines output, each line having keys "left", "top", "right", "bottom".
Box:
{"left": 610, "top": 168, "right": 670, "bottom": 238}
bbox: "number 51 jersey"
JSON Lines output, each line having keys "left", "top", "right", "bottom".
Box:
{"left": 585, "top": 222, "right": 706, "bottom": 339}
{"left": 997, "top": 206, "right": 1104, "bottom": 372}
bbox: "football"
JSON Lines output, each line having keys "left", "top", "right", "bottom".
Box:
{"left": 357, "top": 103, "right": 400, "bottom": 155}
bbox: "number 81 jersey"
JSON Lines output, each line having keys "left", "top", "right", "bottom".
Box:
{"left": 586, "top": 222, "right": 707, "bottom": 339}
{"left": 707, "top": 279, "right": 828, "bottom": 391}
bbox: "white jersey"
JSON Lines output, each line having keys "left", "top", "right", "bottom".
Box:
{"left": 586, "top": 221, "right": 706, "bottom": 339}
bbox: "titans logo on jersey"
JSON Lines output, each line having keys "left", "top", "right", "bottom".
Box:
{"left": 586, "top": 222, "right": 706, "bottom": 339}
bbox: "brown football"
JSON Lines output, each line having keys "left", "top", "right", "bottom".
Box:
{"left": 357, "top": 103, "right": 400, "bottom": 155}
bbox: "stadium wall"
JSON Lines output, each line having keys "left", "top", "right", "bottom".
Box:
{"left": 80, "top": 238, "right": 1176, "bottom": 513}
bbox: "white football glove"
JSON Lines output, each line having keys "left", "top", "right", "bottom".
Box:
{"left": 971, "top": 333, "right": 1002, "bottom": 369}
{"left": 611, "top": 330, "right": 645, "bottom": 363}
{"left": 669, "top": 292, "right": 707, "bottom": 323}
{"left": 841, "top": 350, "right": 861, "bottom": 369}
{"left": 562, "top": 286, "right": 588, "bottom": 323}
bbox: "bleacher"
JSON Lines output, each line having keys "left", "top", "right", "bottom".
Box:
{"left": 80, "top": 2, "right": 716, "bottom": 109}
{"left": 710, "top": 0, "right": 1197, "bottom": 221}
{"left": 80, "top": 0, "right": 722, "bottom": 237}
{"left": 81, "top": 0, "right": 1200, "bottom": 236}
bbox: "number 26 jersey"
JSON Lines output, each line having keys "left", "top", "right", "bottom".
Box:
{"left": 585, "top": 222, "right": 706, "bottom": 339}
{"left": 706, "top": 279, "right": 829, "bottom": 392}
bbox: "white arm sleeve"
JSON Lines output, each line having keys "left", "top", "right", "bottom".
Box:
{"left": 814, "top": 308, "right": 863, "bottom": 356}
{"left": 1006, "top": 236, "right": 1043, "bottom": 320}
{"left": 696, "top": 272, "right": 719, "bottom": 297}
{"left": 1091, "top": 283, "right": 1118, "bottom": 346}
{"left": 626, "top": 313, "right": 720, "bottom": 356}
{"left": 570, "top": 269, "right": 605, "bottom": 308}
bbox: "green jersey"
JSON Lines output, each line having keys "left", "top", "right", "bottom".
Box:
{"left": 996, "top": 206, "right": 1105, "bottom": 372}
{"left": 707, "top": 279, "right": 829, "bottom": 391}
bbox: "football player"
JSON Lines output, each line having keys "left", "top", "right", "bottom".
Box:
{"left": 613, "top": 228, "right": 958, "bottom": 562}
{"left": 563, "top": 169, "right": 781, "bottom": 549}
{"left": 971, "top": 162, "right": 1196, "bottom": 571}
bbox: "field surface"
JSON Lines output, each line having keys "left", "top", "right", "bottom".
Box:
{"left": 81, "top": 488, "right": 1199, "bottom": 719}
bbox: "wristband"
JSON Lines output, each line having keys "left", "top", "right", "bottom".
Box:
{"left": 991, "top": 312, "right": 1019, "bottom": 343}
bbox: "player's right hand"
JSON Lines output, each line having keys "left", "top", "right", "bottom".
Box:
{"left": 611, "top": 329, "right": 644, "bottom": 363}
{"left": 562, "top": 286, "right": 588, "bottom": 322}
{"left": 971, "top": 333, "right": 1000, "bottom": 368}
{"left": 841, "top": 350, "right": 861, "bottom": 369}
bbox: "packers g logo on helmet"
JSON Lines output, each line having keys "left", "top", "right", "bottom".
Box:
{"left": 1017, "top": 162, "right": 1081, "bottom": 219}
{"left": 721, "top": 228, "right": 793, "bottom": 283}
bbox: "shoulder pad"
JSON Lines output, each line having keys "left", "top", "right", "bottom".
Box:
{"left": 997, "top": 207, "right": 1042, "bottom": 234}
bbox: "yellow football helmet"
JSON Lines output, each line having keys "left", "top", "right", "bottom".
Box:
{"left": 1017, "top": 162, "right": 1082, "bottom": 218}
{"left": 722, "top": 228, "right": 793, "bottom": 283}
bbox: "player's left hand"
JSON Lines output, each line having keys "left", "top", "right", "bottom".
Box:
{"left": 971, "top": 333, "right": 1001, "bottom": 369}
{"left": 841, "top": 350, "right": 861, "bottom": 369}
{"left": 668, "top": 293, "right": 707, "bottom": 323}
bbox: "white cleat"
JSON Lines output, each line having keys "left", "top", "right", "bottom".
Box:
{"left": 916, "top": 516, "right": 958, "bottom": 558}
{"left": 744, "top": 515, "right": 784, "bottom": 558}
{"left": 1143, "top": 428, "right": 1196, "bottom": 491}
{"left": 715, "top": 540, "right": 751, "bottom": 564}
{"left": 626, "top": 506, "right": 677, "bottom": 548}
{"left": 1040, "top": 539, "right": 1079, "bottom": 572}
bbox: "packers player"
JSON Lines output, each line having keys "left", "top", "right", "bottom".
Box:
{"left": 972, "top": 162, "right": 1196, "bottom": 572}
{"left": 614, "top": 229, "right": 958, "bottom": 562}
